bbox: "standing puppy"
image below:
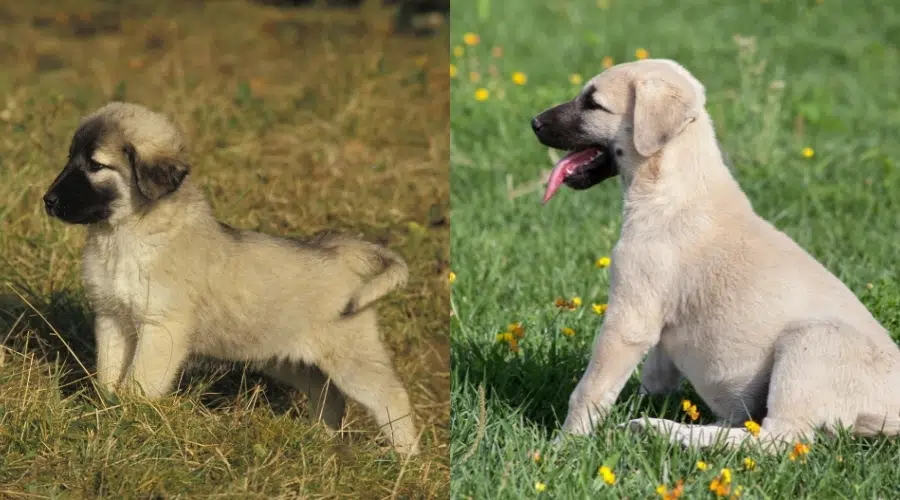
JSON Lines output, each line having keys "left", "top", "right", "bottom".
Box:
{"left": 42, "top": 102, "right": 420, "bottom": 455}
{"left": 531, "top": 59, "right": 900, "bottom": 451}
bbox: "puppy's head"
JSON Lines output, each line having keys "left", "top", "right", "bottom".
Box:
{"left": 532, "top": 59, "right": 706, "bottom": 203}
{"left": 42, "top": 102, "right": 190, "bottom": 225}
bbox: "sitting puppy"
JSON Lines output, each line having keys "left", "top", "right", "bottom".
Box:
{"left": 532, "top": 59, "right": 900, "bottom": 451}
{"left": 42, "top": 102, "right": 420, "bottom": 455}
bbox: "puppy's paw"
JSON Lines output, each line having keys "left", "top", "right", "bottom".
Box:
{"left": 561, "top": 407, "right": 606, "bottom": 436}
{"left": 625, "top": 418, "right": 648, "bottom": 433}
{"left": 626, "top": 417, "right": 678, "bottom": 436}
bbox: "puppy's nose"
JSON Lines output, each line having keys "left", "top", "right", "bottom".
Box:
{"left": 43, "top": 192, "right": 58, "bottom": 214}
{"left": 531, "top": 117, "right": 543, "bottom": 132}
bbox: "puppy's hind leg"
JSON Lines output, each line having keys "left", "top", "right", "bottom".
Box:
{"left": 631, "top": 322, "right": 876, "bottom": 453}
{"left": 313, "top": 312, "right": 420, "bottom": 455}
{"left": 262, "top": 360, "right": 346, "bottom": 431}
{"left": 751, "top": 320, "right": 893, "bottom": 453}
{"left": 635, "top": 321, "right": 894, "bottom": 453}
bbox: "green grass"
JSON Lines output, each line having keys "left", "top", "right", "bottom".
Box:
{"left": 0, "top": 1, "right": 449, "bottom": 498}
{"left": 449, "top": 0, "right": 900, "bottom": 498}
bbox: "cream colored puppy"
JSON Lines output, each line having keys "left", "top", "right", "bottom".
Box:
{"left": 531, "top": 59, "right": 900, "bottom": 451}
{"left": 42, "top": 102, "right": 420, "bottom": 454}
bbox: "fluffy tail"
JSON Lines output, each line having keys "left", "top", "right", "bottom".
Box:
{"left": 317, "top": 233, "right": 409, "bottom": 315}
{"left": 853, "top": 412, "right": 900, "bottom": 437}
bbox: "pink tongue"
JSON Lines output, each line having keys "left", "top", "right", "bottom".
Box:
{"left": 542, "top": 148, "right": 602, "bottom": 204}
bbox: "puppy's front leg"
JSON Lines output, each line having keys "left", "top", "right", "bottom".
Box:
{"left": 124, "top": 318, "right": 191, "bottom": 399}
{"left": 94, "top": 314, "right": 136, "bottom": 391}
{"left": 563, "top": 306, "right": 663, "bottom": 435}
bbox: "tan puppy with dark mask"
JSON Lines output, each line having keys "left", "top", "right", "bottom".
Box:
{"left": 43, "top": 102, "right": 420, "bottom": 454}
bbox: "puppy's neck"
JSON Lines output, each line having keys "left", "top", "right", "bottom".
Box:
{"left": 621, "top": 116, "right": 749, "bottom": 217}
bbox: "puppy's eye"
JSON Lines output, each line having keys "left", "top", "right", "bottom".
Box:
{"left": 85, "top": 161, "right": 107, "bottom": 173}
{"left": 583, "top": 97, "right": 612, "bottom": 113}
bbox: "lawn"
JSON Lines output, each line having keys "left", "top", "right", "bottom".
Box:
{"left": 449, "top": 0, "right": 900, "bottom": 498}
{"left": 0, "top": 1, "right": 449, "bottom": 498}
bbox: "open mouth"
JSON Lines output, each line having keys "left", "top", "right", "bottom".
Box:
{"left": 542, "top": 146, "right": 611, "bottom": 204}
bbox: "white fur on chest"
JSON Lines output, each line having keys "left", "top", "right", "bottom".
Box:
{"left": 83, "top": 229, "right": 167, "bottom": 316}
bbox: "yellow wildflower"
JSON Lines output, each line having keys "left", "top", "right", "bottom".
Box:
{"left": 495, "top": 331, "right": 520, "bottom": 352}
{"left": 733, "top": 485, "right": 744, "bottom": 498}
{"left": 657, "top": 479, "right": 684, "bottom": 499}
{"left": 449, "top": 271, "right": 456, "bottom": 283}
{"left": 598, "top": 465, "right": 616, "bottom": 485}
{"left": 742, "top": 457, "right": 756, "bottom": 471}
{"left": 602, "top": 56, "right": 614, "bottom": 69}
{"left": 592, "top": 303, "right": 608, "bottom": 315}
{"left": 709, "top": 468, "right": 732, "bottom": 497}
{"left": 569, "top": 73, "right": 584, "bottom": 85}
{"left": 463, "top": 32, "right": 480, "bottom": 46}
{"left": 535, "top": 481, "right": 546, "bottom": 493}
{"left": 512, "top": 71, "right": 528, "bottom": 85}
{"left": 788, "top": 442, "right": 810, "bottom": 462}
{"left": 681, "top": 399, "right": 699, "bottom": 421}
{"left": 453, "top": 45, "right": 464, "bottom": 57}
{"left": 508, "top": 322, "right": 525, "bottom": 338}
{"left": 474, "top": 88, "right": 489, "bottom": 101}
{"left": 744, "top": 420, "right": 760, "bottom": 437}
{"left": 671, "top": 481, "right": 685, "bottom": 499}
{"left": 635, "top": 48, "right": 649, "bottom": 60}
{"left": 696, "top": 460, "right": 708, "bottom": 471}
{"left": 469, "top": 71, "right": 481, "bottom": 82}
{"left": 449, "top": 64, "right": 457, "bottom": 79}
{"left": 595, "top": 256, "right": 611, "bottom": 268}
{"left": 555, "top": 297, "right": 580, "bottom": 310}
{"left": 561, "top": 327, "right": 575, "bottom": 337}
{"left": 802, "top": 147, "right": 815, "bottom": 158}
{"left": 530, "top": 450, "right": 541, "bottom": 463}
{"left": 709, "top": 478, "right": 725, "bottom": 497}
{"left": 721, "top": 468, "right": 732, "bottom": 484}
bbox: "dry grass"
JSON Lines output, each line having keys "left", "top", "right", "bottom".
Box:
{"left": 0, "top": 0, "right": 449, "bottom": 497}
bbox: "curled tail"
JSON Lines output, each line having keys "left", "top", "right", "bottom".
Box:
{"left": 853, "top": 413, "right": 900, "bottom": 437}
{"left": 316, "top": 233, "right": 409, "bottom": 315}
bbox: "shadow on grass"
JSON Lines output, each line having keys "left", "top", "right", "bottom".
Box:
{"left": 451, "top": 332, "right": 712, "bottom": 435}
{"left": 0, "top": 287, "right": 308, "bottom": 417}
{"left": 0, "top": 288, "right": 96, "bottom": 395}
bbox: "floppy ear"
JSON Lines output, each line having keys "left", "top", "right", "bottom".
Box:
{"left": 123, "top": 143, "right": 190, "bottom": 201}
{"left": 632, "top": 77, "right": 697, "bottom": 157}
